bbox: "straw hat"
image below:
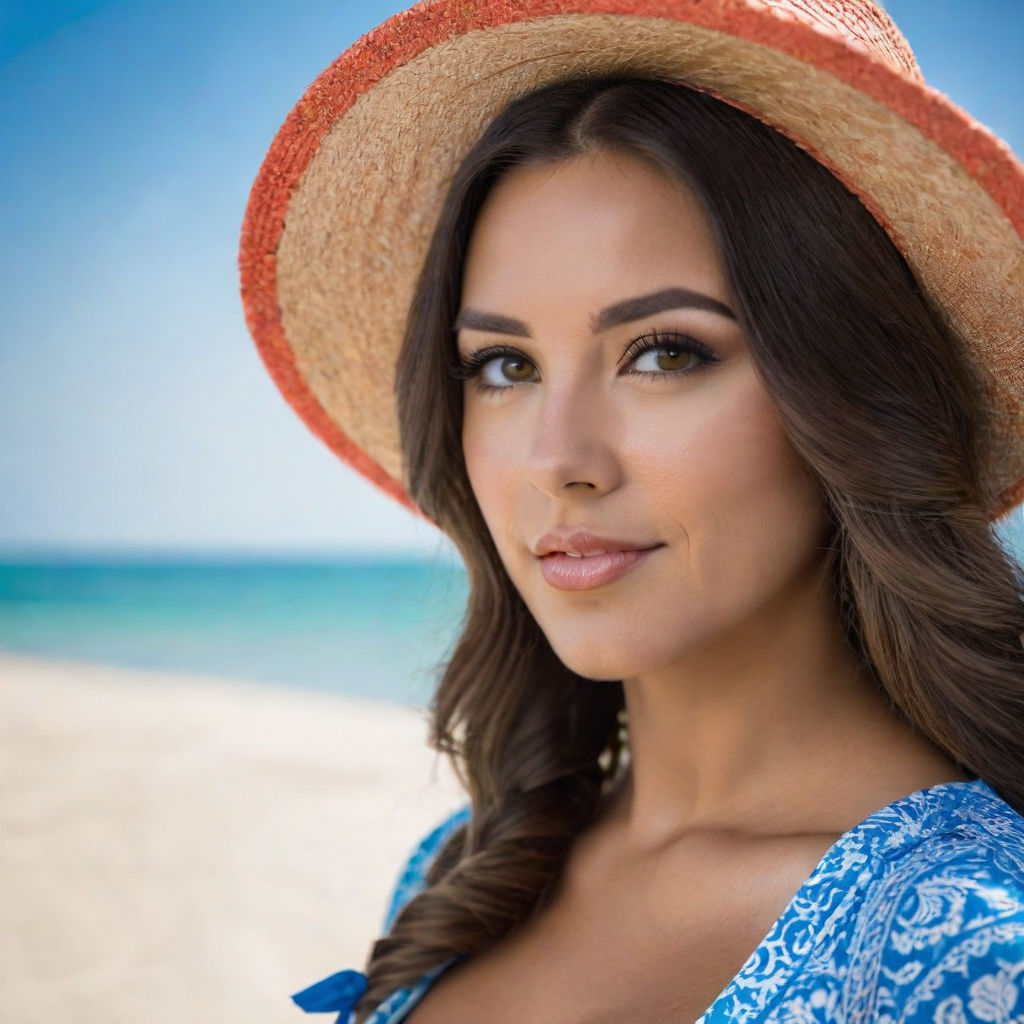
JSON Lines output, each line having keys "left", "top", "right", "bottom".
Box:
{"left": 239, "top": 0, "right": 1024, "bottom": 518}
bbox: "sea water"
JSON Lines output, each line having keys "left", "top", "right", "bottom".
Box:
{"left": 0, "top": 557, "right": 468, "bottom": 707}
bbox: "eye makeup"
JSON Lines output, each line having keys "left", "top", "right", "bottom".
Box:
{"left": 449, "top": 329, "right": 721, "bottom": 394}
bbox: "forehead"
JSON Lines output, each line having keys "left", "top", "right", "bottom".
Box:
{"left": 460, "top": 150, "right": 731, "bottom": 317}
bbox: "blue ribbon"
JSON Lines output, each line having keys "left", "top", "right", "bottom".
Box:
{"left": 292, "top": 969, "right": 368, "bottom": 1019}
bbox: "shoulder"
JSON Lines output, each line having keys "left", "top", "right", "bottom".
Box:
{"left": 382, "top": 805, "right": 471, "bottom": 934}
{"left": 869, "top": 783, "right": 1024, "bottom": 1022}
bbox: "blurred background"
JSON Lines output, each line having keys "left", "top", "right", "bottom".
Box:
{"left": 1, "top": 2, "right": 1022, "bottom": 1022}
{"left": 1, "top": 0, "right": 466, "bottom": 708}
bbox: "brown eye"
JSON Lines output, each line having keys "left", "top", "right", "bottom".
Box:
{"left": 625, "top": 333, "right": 718, "bottom": 377}
{"left": 481, "top": 354, "right": 537, "bottom": 387}
{"left": 631, "top": 344, "right": 697, "bottom": 373}
{"left": 502, "top": 356, "right": 535, "bottom": 380}
{"left": 655, "top": 346, "right": 697, "bottom": 371}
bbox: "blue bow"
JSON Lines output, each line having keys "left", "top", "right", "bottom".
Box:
{"left": 292, "top": 969, "right": 368, "bottom": 1021}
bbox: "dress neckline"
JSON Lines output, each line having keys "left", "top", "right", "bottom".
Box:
{"left": 299, "top": 777, "right": 1000, "bottom": 1023}
{"left": 693, "top": 776, "right": 994, "bottom": 1023}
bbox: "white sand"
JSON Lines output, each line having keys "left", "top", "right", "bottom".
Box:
{"left": 0, "top": 653, "right": 465, "bottom": 1024}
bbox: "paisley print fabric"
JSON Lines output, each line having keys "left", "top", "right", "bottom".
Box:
{"left": 292, "top": 779, "right": 1024, "bottom": 1023}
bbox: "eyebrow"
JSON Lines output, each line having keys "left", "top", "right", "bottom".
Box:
{"left": 453, "top": 287, "right": 736, "bottom": 337}
{"left": 453, "top": 309, "right": 531, "bottom": 336}
{"left": 594, "top": 287, "right": 736, "bottom": 330}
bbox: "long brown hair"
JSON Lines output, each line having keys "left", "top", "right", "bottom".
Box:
{"left": 356, "top": 76, "right": 1024, "bottom": 1019}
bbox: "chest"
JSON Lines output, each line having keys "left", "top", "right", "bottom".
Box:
{"left": 402, "top": 832, "right": 837, "bottom": 1024}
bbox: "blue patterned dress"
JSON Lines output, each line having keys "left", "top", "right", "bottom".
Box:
{"left": 293, "top": 779, "right": 1024, "bottom": 1022}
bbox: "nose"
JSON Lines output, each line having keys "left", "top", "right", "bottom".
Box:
{"left": 527, "top": 377, "right": 623, "bottom": 499}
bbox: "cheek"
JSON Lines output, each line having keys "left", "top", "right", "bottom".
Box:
{"left": 462, "top": 405, "right": 517, "bottom": 545}
{"left": 637, "top": 377, "right": 828, "bottom": 586}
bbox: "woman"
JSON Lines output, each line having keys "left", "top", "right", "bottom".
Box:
{"left": 240, "top": 2, "right": 1024, "bottom": 1021}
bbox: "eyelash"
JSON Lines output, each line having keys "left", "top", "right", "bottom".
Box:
{"left": 448, "top": 330, "right": 720, "bottom": 395}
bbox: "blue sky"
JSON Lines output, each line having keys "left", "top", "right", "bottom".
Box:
{"left": 1, "top": 0, "right": 1022, "bottom": 555}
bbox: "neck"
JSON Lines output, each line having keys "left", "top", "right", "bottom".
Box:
{"left": 606, "top": 569, "right": 962, "bottom": 850}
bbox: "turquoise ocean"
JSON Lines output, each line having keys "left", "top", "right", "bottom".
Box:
{"left": 1, "top": 513, "right": 1020, "bottom": 708}
{"left": 0, "top": 557, "right": 468, "bottom": 707}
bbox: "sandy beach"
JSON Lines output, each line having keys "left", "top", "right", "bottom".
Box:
{"left": 0, "top": 652, "right": 465, "bottom": 1024}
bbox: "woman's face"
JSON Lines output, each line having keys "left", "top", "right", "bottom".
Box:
{"left": 457, "top": 149, "right": 832, "bottom": 681}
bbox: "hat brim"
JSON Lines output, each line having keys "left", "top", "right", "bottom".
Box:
{"left": 239, "top": 0, "right": 1024, "bottom": 517}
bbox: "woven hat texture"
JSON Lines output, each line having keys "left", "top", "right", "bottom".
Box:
{"left": 239, "top": 0, "right": 1024, "bottom": 517}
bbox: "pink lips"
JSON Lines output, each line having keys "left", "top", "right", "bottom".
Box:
{"left": 540, "top": 548, "right": 659, "bottom": 590}
{"left": 533, "top": 531, "right": 663, "bottom": 591}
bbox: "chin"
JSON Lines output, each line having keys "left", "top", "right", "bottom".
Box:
{"left": 544, "top": 632, "right": 670, "bottom": 683}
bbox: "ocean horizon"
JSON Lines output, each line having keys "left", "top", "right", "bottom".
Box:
{"left": 0, "top": 554, "right": 468, "bottom": 707}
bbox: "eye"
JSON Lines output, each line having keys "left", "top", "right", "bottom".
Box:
{"left": 450, "top": 345, "right": 538, "bottom": 393}
{"left": 622, "top": 330, "right": 719, "bottom": 378}
{"left": 630, "top": 345, "right": 700, "bottom": 374}
{"left": 480, "top": 353, "right": 537, "bottom": 387}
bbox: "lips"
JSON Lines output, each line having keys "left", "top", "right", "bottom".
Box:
{"left": 533, "top": 531, "right": 663, "bottom": 591}
{"left": 533, "top": 531, "right": 659, "bottom": 558}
